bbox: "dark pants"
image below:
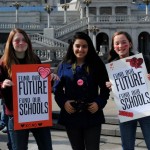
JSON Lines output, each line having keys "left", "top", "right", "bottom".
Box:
{"left": 66, "top": 125, "right": 101, "bottom": 150}
{"left": 8, "top": 116, "right": 53, "bottom": 150}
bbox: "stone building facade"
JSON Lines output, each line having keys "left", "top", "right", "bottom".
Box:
{"left": 0, "top": 0, "right": 150, "bottom": 56}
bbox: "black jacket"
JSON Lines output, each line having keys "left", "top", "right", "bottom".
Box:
{"left": 53, "top": 62, "right": 110, "bottom": 128}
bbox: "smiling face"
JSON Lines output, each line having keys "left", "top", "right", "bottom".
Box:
{"left": 73, "top": 39, "right": 88, "bottom": 64}
{"left": 12, "top": 32, "right": 28, "bottom": 58}
{"left": 113, "top": 34, "right": 132, "bottom": 59}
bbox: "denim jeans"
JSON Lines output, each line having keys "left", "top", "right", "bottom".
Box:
{"left": 120, "top": 116, "right": 150, "bottom": 150}
{"left": 8, "top": 116, "right": 53, "bottom": 150}
{"left": 0, "top": 103, "right": 12, "bottom": 150}
{"left": 66, "top": 125, "right": 101, "bottom": 150}
{"left": 7, "top": 128, "right": 13, "bottom": 150}
{"left": 0, "top": 103, "right": 6, "bottom": 127}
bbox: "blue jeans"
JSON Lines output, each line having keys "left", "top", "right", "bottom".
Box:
{"left": 8, "top": 116, "right": 53, "bottom": 150}
{"left": 120, "top": 116, "right": 150, "bottom": 150}
{"left": 0, "top": 103, "right": 12, "bottom": 150}
{"left": 0, "top": 103, "right": 6, "bottom": 127}
{"left": 6, "top": 120, "right": 13, "bottom": 150}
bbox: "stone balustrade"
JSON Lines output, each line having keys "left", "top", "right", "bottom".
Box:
{"left": 1, "top": 14, "right": 150, "bottom": 35}
{"left": 0, "top": 22, "right": 46, "bottom": 31}
{"left": 1, "top": 14, "right": 150, "bottom": 63}
{"left": 55, "top": 18, "right": 88, "bottom": 38}
{"left": 89, "top": 14, "right": 150, "bottom": 23}
{"left": 30, "top": 33, "right": 68, "bottom": 48}
{"left": 30, "top": 33, "right": 68, "bottom": 62}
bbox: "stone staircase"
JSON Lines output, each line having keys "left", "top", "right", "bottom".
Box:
{"left": 0, "top": 18, "right": 88, "bottom": 63}
{"left": 55, "top": 18, "right": 88, "bottom": 41}
{"left": 26, "top": 18, "right": 88, "bottom": 64}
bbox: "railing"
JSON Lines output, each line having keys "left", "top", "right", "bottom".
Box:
{"left": 54, "top": 18, "right": 88, "bottom": 38}
{"left": 0, "top": 23, "right": 63, "bottom": 31}
{"left": 1, "top": 0, "right": 32, "bottom": 1}
{"left": 1, "top": 14, "right": 150, "bottom": 34}
{"left": 1, "top": 14, "right": 150, "bottom": 31}
{"left": 33, "top": 48, "right": 67, "bottom": 62}
{"left": 89, "top": 15, "right": 150, "bottom": 23}
{"left": 0, "top": 23, "right": 46, "bottom": 30}
{"left": 1, "top": 14, "right": 150, "bottom": 62}
{"left": 30, "top": 33, "right": 68, "bottom": 61}
{"left": 30, "top": 33, "right": 68, "bottom": 48}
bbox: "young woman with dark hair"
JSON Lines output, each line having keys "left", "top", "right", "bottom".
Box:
{"left": 53, "top": 32, "right": 110, "bottom": 150}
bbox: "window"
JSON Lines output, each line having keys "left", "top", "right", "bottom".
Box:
{"left": 60, "top": 0, "right": 71, "bottom": 4}
{"left": 100, "top": 7, "right": 112, "bottom": 15}
{"left": 115, "top": 6, "right": 127, "bottom": 15}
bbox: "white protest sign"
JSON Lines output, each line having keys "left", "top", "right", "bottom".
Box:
{"left": 17, "top": 72, "right": 49, "bottom": 122}
{"left": 106, "top": 53, "right": 150, "bottom": 122}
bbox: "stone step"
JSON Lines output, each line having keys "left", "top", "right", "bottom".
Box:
{"left": 52, "top": 112, "right": 144, "bottom": 139}
{"left": 105, "top": 116, "right": 119, "bottom": 125}
{"left": 100, "top": 135, "right": 147, "bottom": 150}
{"left": 51, "top": 124, "right": 147, "bottom": 149}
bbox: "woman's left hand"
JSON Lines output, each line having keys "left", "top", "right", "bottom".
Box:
{"left": 88, "top": 102, "right": 99, "bottom": 114}
{"left": 147, "top": 74, "right": 150, "bottom": 80}
{"left": 50, "top": 73, "right": 60, "bottom": 81}
{"left": 106, "top": 81, "right": 112, "bottom": 90}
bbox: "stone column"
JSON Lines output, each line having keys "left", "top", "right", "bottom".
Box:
{"left": 80, "top": 6, "right": 84, "bottom": 19}
{"left": 112, "top": 6, "right": 115, "bottom": 15}
{"left": 96, "top": 7, "right": 100, "bottom": 22}
{"left": 44, "top": 28, "right": 55, "bottom": 38}
{"left": 131, "top": 28, "right": 138, "bottom": 53}
{"left": 127, "top": 6, "right": 131, "bottom": 15}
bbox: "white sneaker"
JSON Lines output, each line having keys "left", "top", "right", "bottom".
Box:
{"left": 1, "top": 126, "right": 7, "bottom": 133}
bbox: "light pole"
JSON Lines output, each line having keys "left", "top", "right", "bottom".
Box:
{"left": 143, "top": 0, "right": 150, "bottom": 15}
{"left": 83, "top": 0, "right": 92, "bottom": 18}
{"left": 62, "top": 1, "right": 69, "bottom": 24}
{"left": 88, "top": 26, "right": 99, "bottom": 50}
{"left": 44, "top": 4, "right": 53, "bottom": 28}
{"left": 12, "top": 2, "right": 21, "bottom": 24}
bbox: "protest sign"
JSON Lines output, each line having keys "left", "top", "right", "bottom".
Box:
{"left": 106, "top": 53, "right": 150, "bottom": 122}
{"left": 12, "top": 64, "right": 52, "bottom": 130}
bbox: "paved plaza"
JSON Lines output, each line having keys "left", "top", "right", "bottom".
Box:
{"left": 0, "top": 94, "right": 148, "bottom": 150}
{"left": 0, "top": 129, "right": 147, "bottom": 150}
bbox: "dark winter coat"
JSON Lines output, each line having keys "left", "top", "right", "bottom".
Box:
{"left": 53, "top": 62, "right": 110, "bottom": 128}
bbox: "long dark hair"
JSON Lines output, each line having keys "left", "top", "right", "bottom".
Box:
{"left": 108, "top": 31, "right": 133, "bottom": 62}
{"left": 64, "top": 32, "right": 99, "bottom": 64}
{"left": 63, "top": 32, "right": 108, "bottom": 83}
